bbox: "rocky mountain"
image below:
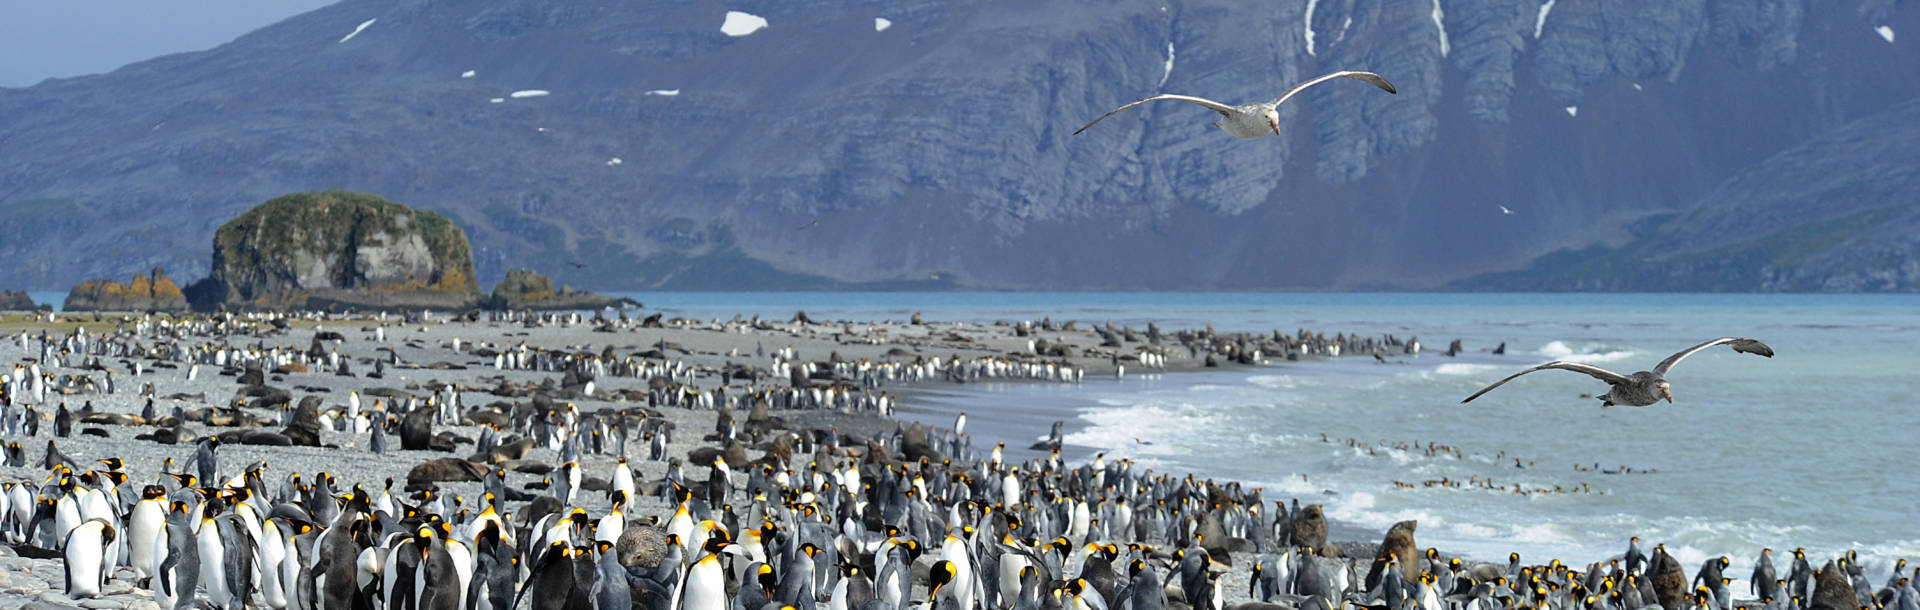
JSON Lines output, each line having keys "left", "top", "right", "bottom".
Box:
{"left": 1, "top": 0, "right": 1916, "bottom": 291}
{"left": 1459, "top": 98, "right": 1920, "bottom": 291}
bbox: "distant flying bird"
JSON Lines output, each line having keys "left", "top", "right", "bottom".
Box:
{"left": 1073, "top": 70, "right": 1397, "bottom": 139}
{"left": 568, "top": 261, "right": 587, "bottom": 268}
{"left": 797, "top": 219, "right": 820, "bottom": 231}
{"left": 1499, "top": 206, "right": 1515, "bottom": 215}
{"left": 1461, "top": 338, "right": 1774, "bottom": 407}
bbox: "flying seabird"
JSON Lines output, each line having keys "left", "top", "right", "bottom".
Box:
{"left": 1073, "top": 70, "right": 1397, "bottom": 139}
{"left": 1460, "top": 337, "right": 1774, "bottom": 406}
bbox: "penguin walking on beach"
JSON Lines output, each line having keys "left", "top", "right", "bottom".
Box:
{"left": 156, "top": 500, "right": 202, "bottom": 610}
{"left": 369, "top": 421, "right": 388, "bottom": 455}
{"left": 1789, "top": 548, "right": 1814, "bottom": 601}
{"left": 199, "top": 499, "right": 257, "bottom": 610}
{"left": 555, "top": 461, "right": 582, "bottom": 505}
{"left": 128, "top": 485, "right": 168, "bottom": 586}
{"left": 1753, "top": 549, "right": 1780, "bottom": 600}
{"left": 191, "top": 438, "right": 220, "bottom": 485}
{"left": 1624, "top": 537, "right": 1648, "bottom": 575}
{"left": 64, "top": 517, "right": 117, "bottom": 599}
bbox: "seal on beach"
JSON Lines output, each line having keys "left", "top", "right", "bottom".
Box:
{"left": 1073, "top": 71, "right": 1397, "bottom": 139}
{"left": 1365, "top": 520, "right": 1419, "bottom": 591}
{"left": 1461, "top": 337, "right": 1774, "bottom": 406}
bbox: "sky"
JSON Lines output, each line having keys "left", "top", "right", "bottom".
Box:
{"left": 0, "top": 0, "right": 337, "bottom": 88}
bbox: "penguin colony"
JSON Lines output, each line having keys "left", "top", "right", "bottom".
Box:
{"left": 0, "top": 309, "right": 1890, "bottom": 610}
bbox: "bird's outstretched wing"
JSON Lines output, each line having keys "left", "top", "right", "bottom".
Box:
{"left": 1653, "top": 338, "right": 1773, "bottom": 375}
{"left": 1074, "top": 94, "right": 1236, "bottom": 135}
{"left": 1268, "top": 71, "right": 1397, "bottom": 108}
{"left": 1461, "top": 361, "right": 1633, "bottom": 403}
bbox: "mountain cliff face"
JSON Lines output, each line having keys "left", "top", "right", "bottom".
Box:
{"left": 1, "top": 0, "right": 1915, "bottom": 291}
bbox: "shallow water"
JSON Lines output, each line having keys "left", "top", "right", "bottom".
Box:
{"left": 621, "top": 292, "right": 1920, "bottom": 578}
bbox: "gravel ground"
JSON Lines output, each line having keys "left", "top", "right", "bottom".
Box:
{"left": 0, "top": 310, "right": 1392, "bottom": 610}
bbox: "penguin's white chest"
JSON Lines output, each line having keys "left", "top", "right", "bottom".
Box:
{"left": 200, "top": 526, "right": 231, "bottom": 602}
{"left": 683, "top": 559, "right": 729, "bottom": 610}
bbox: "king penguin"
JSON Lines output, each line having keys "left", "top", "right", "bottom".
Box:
{"left": 128, "top": 485, "right": 168, "bottom": 586}
{"left": 63, "top": 517, "right": 116, "bottom": 599}
{"left": 671, "top": 535, "right": 735, "bottom": 610}
{"left": 155, "top": 500, "right": 201, "bottom": 610}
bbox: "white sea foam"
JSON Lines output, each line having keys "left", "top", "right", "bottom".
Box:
{"left": 340, "top": 18, "right": 376, "bottom": 44}
{"left": 1433, "top": 363, "right": 1500, "bottom": 376}
{"left": 1536, "top": 340, "right": 1633, "bottom": 363}
{"left": 1247, "top": 374, "right": 1317, "bottom": 389}
{"left": 1876, "top": 26, "right": 1895, "bottom": 43}
{"left": 721, "top": 11, "right": 768, "bottom": 37}
{"left": 875, "top": 18, "right": 892, "bottom": 32}
{"left": 461, "top": 70, "right": 476, "bottom": 79}
{"left": 1565, "top": 105, "right": 1578, "bottom": 117}
{"left": 1431, "top": 0, "right": 1450, "bottom": 57}
{"left": 510, "top": 90, "right": 550, "bottom": 98}
{"left": 644, "top": 89, "right": 681, "bottom": 96}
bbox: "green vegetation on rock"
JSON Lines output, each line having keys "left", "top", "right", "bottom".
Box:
{"left": 201, "top": 190, "right": 482, "bottom": 310}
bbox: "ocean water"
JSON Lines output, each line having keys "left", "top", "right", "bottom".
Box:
{"left": 633, "top": 292, "right": 1920, "bottom": 579}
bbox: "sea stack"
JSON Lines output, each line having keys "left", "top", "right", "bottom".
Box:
{"left": 63, "top": 268, "right": 190, "bottom": 312}
{"left": 487, "top": 268, "right": 631, "bottom": 310}
{"left": 0, "top": 290, "right": 38, "bottom": 311}
{"left": 189, "top": 190, "right": 482, "bottom": 311}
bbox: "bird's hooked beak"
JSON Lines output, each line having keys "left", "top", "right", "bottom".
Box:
{"left": 1661, "top": 386, "right": 1674, "bottom": 403}
{"left": 1268, "top": 114, "right": 1282, "bottom": 136}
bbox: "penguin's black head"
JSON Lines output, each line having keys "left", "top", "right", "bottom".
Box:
{"left": 1130, "top": 559, "right": 1147, "bottom": 579}
{"left": 929, "top": 560, "right": 957, "bottom": 598}
{"left": 702, "top": 532, "right": 733, "bottom": 555}
{"left": 757, "top": 563, "right": 778, "bottom": 593}
{"left": 142, "top": 485, "right": 166, "bottom": 500}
